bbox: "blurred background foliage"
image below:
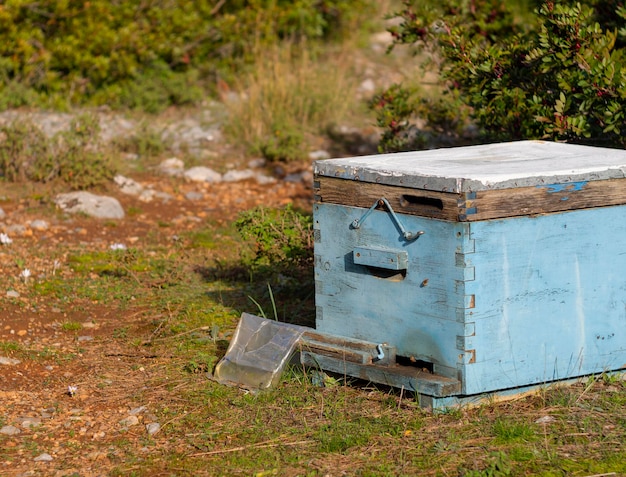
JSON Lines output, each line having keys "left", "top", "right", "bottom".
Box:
{"left": 377, "top": 0, "right": 626, "bottom": 151}
{"left": 1, "top": 0, "right": 625, "bottom": 153}
{"left": 0, "top": 0, "right": 376, "bottom": 112}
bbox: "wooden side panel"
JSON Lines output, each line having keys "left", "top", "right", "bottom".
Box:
{"left": 462, "top": 205, "right": 626, "bottom": 395}
{"left": 315, "top": 177, "right": 462, "bottom": 221}
{"left": 313, "top": 202, "right": 469, "bottom": 380}
{"left": 316, "top": 176, "right": 626, "bottom": 222}
{"left": 465, "top": 178, "right": 626, "bottom": 221}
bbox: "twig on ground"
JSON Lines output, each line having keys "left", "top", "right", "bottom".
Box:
{"left": 189, "top": 437, "right": 313, "bottom": 456}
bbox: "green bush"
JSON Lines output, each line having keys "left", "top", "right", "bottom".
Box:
{"left": 377, "top": 0, "right": 626, "bottom": 149}
{"left": 257, "top": 119, "right": 306, "bottom": 163}
{"left": 0, "top": 113, "right": 116, "bottom": 189}
{"left": 235, "top": 204, "right": 313, "bottom": 273}
{"left": 0, "top": 119, "right": 51, "bottom": 182}
{"left": 56, "top": 114, "right": 117, "bottom": 189}
{"left": 370, "top": 83, "right": 424, "bottom": 153}
{"left": 0, "top": 0, "right": 375, "bottom": 111}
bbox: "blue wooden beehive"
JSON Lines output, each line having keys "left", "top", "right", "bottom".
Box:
{"left": 301, "top": 140, "right": 626, "bottom": 408}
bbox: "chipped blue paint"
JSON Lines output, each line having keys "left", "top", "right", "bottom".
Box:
{"left": 537, "top": 181, "right": 588, "bottom": 193}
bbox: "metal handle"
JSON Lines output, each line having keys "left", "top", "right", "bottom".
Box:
{"left": 351, "top": 197, "right": 425, "bottom": 241}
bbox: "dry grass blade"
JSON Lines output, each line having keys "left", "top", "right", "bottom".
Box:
{"left": 223, "top": 40, "right": 359, "bottom": 160}
{"left": 189, "top": 437, "right": 314, "bottom": 456}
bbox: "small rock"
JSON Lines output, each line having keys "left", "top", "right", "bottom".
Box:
{"left": 158, "top": 158, "right": 185, "bottom": 177}
{"left": 0, "top": 425, "right": 21, "bottom": 436}
{"left": 145, "top": 422, "right": 161, "bottom": 435}
{"left": 535, "top": 415, "right": 556, "bottom": 424}
{"left": 285, "top": 170, "right": 313, "bottom": 184}
{"left": 184, "top": 166, "right": 222, "bottom": 183}
{"left": 309, "top": 149, "right": 331, "bottom": 160}
{"left": 300, "top": 170, "right": 314, "bottom": 184}
{"left": 33, "top": 453, "right": 53, "bottom": 462}
{"left": 358, "top": 78, "right": 376, "bottom": 93}
{"left": 129, "top": 406, "right": 147, "bottom": 415}
{"left": 6, "top": 224, "right": 26, "bottom": 235}
{"left": 370, "top": 31, "right": 394, "bottom": 46}
{"left": 29, "top": 219, "right": 50, "bottom": 231}
{"left": 87, "top": 450, "right": 107, "bottom": 460}
{"left": 0, "top": 356, "right": 21, "bottom": 365}
{"left": 0, "top": 206, "right": 5, "bottom": 219}
{"left": 248, "top": 158, "right": 266, "bottom": 168}
{"left": 19, "top": 417, "right": 42, "bottom": 429}
{"left": 222, "top": 169, "right": 256, "bottom": 182}
{"left": 119, "top": 415, "right": 140, "bottom": 428}
{"left": 153, "top": 191, "right": 174, "bottom": 203}
{"left": 114, "top": 175, "right": 144, "bottom": 196}
{"left": 54, "top": 192, "right": 124, "bottom": 220}
{"left": 138, "top": 189, "right": 156, "bottom": 202}
{"left": 6, "top": 290, "right": 19, "bottom": 298}
{"left": 255, "top": 173, "right": 277, "bottom": 185}
{"left": 185, "top": 191, "right": 204, "bottom": 201}
{"left": 77, "top": 336, "right": 93, "bottom": 342}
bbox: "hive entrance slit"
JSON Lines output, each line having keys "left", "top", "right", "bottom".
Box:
{"left": 400, "top": 194, "right": 444, "bottom": 211}
{"left": 396, "top": 356, "right": 434, "bottom": 373}
{"left": 365, "top": 265, "right": 406, "bottom": 281}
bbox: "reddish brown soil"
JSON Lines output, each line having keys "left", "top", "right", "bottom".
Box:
{"left": 0, "top": 173, "right": 312, "bottom": 476}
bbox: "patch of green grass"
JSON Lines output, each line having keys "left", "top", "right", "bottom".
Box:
{"left": 126, "top": 206, "right": 143, "bottom": 216}
{"left": 60, "top": 321, "right": 82, "bottom": 332}
{"left": 33, "top": 278, "right": 73, "bottom": 300}
{"left": 507, "top": 446, "right": 536, "bottom": 462}
{"left": 0, "top": 341, "right": 23, "bottom": 354}
{"left": 315, "top": 417, "right": 376, "bottom": 453}
{"left": 182, "top": 351, "right": 218, "bottom": 375}
{"left": 113, "top": 327, "right": 129, "bottom": 339}
{"left": 67, "top": 249, "right": 150, "bottom": 275}
{"left": 540, "top": 384, "right": 579, "bottom": 408}
{"left": 186, "top": 230, "right": 219, "bottom": 250}
{"left": 462, "top": 451, "right": 512, "bottom": 477}
{"left": 0, "top": 341, "right": 75, "bottom": 364}
{"left": 492, "top": 417, "right": 536, "bottom": 443}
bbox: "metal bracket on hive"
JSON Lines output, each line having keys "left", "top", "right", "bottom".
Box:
{"left": 350, "top": 197, "right": 425, "bottom": 241}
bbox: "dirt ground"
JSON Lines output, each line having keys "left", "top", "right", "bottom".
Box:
{"left": 0, "top": 172, "right": 313, "bottom": 476}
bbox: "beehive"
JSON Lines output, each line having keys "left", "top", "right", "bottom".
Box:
{"left": 302, "top": 140, "right": 626, "bottom": 407}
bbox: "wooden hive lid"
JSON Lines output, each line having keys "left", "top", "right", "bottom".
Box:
{"left": 314, "top": 140, "right": 626, "bottom": 193}
{"left": 314, "top": 141, "right": 626, "bottom": 221}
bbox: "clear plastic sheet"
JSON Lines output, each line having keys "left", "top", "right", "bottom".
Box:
{"left": 212, "top": 313, "right": 307, "bottom": 391}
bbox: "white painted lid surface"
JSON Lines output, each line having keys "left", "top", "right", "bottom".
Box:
{"left": 314, "top": 141, "right": 626, "bottom": 192}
